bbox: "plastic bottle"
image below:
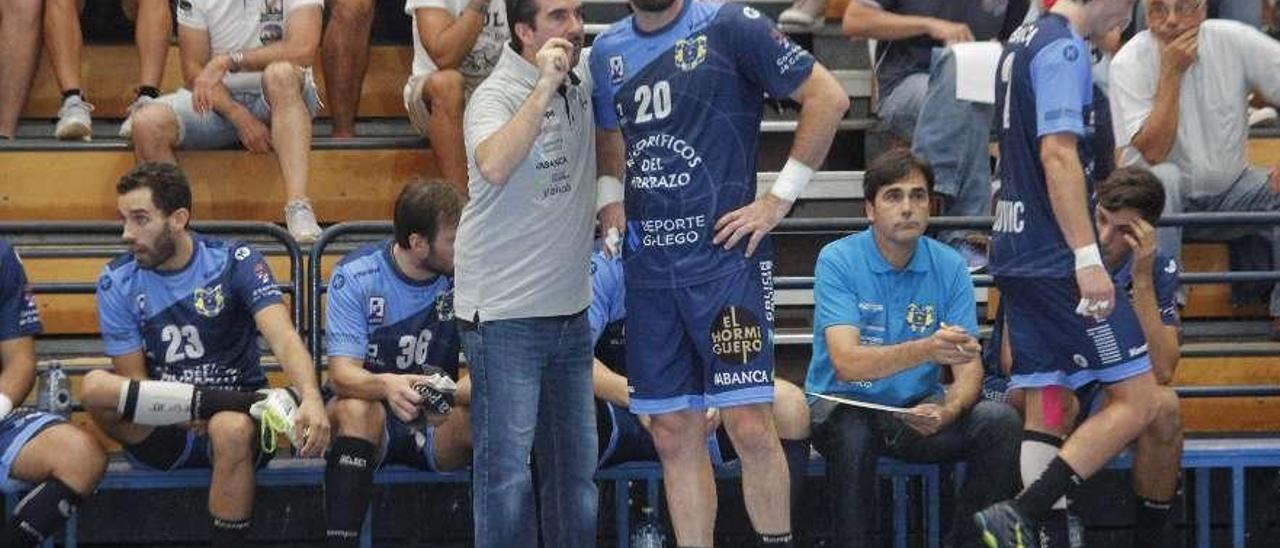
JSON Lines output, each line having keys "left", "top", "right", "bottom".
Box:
{"left": 630, "top": 506, "right": 668, "bottom": 548}
{"left": 36, "top": 363, "right": 72, "bottom": 416}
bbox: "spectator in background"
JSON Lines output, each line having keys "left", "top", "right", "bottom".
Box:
{"left": 843, "top": 0, "right": 1029, "bottom": 146}
{"left": 1109, "top": 0, "right": 1280, "bottom": 338}
{"left": 127, "top": 0, "right": 326, "bottom": 243}
{"left": 44, "top": 0, "right": 172, "bottom": 141}
{"left": 322, "top": 0, "right": 374, "bottom": 139}
{"left": 404, "top": 0, "right": 510, "bottom": 194}
{"left": 806, "top": 149, "right": 1020, "bottom": 546}
{"left": 0, "top": 0, "right": 42, "bottom": 140}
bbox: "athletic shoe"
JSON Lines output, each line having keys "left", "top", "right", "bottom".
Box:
{"left": 974, "top": 502, "right": 1040, "bottom": 548}
{"left": 284, "top": 198, "right": 322, "bottom": 244}
{"left": 1037, "top": 509, "right": 1084, "bottom": 548}
{"left": 250, "top": 387, "right": 301, "bottom": 453}
{"left": 119, "top": 94, "right": 155, "bottom": 138}
{"left": 1248, "top": 106, "right": 1277, "bottom": 127}
{"left": 778, "top": 0, "right": 826, "bottom": 28}
{"left": 54, "top": 95, "right": 94, "bottom": 141}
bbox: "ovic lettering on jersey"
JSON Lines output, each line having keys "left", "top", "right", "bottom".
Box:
{"left": 993, "top": 200, "right": 1026, "bottom": 233}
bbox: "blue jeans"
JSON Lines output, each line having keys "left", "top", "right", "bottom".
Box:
{"left": 912, "top": 47, "right": 996, "bottom": 244}
{"left": 461, "top": 311, "right": 598, "bottom": 547}
{"left": 811, "top": 399, "right": 1021, "bottom": 546}
{"left": 1151, "top": 163, "right": 1280, "bottom": 315}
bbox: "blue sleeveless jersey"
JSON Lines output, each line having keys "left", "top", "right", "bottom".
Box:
{"left": 96, "top": 235, "right": 283, "bottom": 390}
{"left": 991, "top": 13, "right": 1098, "bottom": 278}
{"left": 0, "top": 240, "right": 40, "bottom": 341}
{"left": 589, "top": 0, "right": 814, "bottom": 289}
{"left": 324, "top": 241, "right": 460, "bottom": 378}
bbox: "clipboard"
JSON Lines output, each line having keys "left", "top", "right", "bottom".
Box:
{"left": 807, "top": 392, "right": 928, "bottom": 416}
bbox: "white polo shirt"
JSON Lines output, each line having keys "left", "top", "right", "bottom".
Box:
{"left": 455, "top": 43, "right": 596, "bottom": 322}
{"left": 176, "top": 0, "right": 324, "bottom": 93}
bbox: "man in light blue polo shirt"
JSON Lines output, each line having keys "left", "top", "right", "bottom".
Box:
{"left": 806, "top": 149, "right": 1021, "bottom": 546}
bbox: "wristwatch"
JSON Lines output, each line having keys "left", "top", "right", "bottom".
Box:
{"left": 228, "top": 51, "right": 245, "bottom": 73}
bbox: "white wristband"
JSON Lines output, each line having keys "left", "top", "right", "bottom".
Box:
{"left": 1073, "top": 244, "right": 1103, "bottom": 271}
{"left": 0, "top": 394, "right": 12, "bottom": 421}
{"left": 596, "top": 175, "right": 624, "bottom": 212}
{"left": 768, "top": 158, "right": 814, "bottom": 202}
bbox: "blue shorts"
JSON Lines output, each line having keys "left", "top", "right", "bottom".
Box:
{"left": 0, "top": 410, "right": 66, "bottom": 493}
{"left": 625, "top": 260, "right": 776, "bottom": 415}
{"left": 124, "top": 424, "right": 275, "bottom": 471}
{"left": 595, "top": 400, "right": 732, "bottom": 468}
{"left": 379, "top": 412, "right": 440, "bottom": 472}
{"left": 996, "top": 276, "right": 1152, "bottom": 390}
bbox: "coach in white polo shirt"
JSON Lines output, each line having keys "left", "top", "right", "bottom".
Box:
{"left": 403, "top": 0, "right": 509, "bottom": 192}
{"left": 454, "top": 0, "right": 621, "bottom": 544}
{"left": 128, "top": 0, "right": 325, "bottom": 243}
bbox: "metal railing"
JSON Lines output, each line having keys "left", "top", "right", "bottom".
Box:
{"left": 8, "top": 210, "right": 1280, "bottom": 399}
{"left": 0, "top": 221, "right": 306, "bottom": 330}
{"left": 307, "top": 221, "right": 394, "bottom": 369}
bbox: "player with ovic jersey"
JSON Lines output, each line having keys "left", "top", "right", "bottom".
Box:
{"left": 974, "top": 1, "right": 1157, "bottom": 546}
{"left": 322, "top": 180, "right": 470, "bottom": 545}
{"left": 0, "top": 240, "right": 106, "bottom": 547}
{"left": 589, "top": 1, "right": 847, "bottom": 543}
{"left": 81, "top": 163, "right": 330, "bottom": 548}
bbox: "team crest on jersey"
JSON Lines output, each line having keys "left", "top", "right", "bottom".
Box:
{"left": 674, "top": 35, "right": 708, "bottom": 72}
{"left": 608, "top": 55, "right": 625, "bottom": 85}
{"left": 905, "top": 303, "right": 935, "bottom": 334}
{"left": 253, "top": 262, "right": 271, "bottom": 285}
{"left": 743, "top": 6, "right": 761, "bottom": 18}
{"left": 435, "top": 290, "right": 455, "bottom": 321}
{"left": 368, "top": 296, "right": 386, "bottom": 326}
{"left": 194, "top": 284, "right": 225, "bottom": 317}
{"left": 234, "top": 246, "right": 251, "bottom": 261}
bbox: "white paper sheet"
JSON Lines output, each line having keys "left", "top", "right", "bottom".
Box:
{"left": 952, "top": 41, "right": 1004, "bottom": 104}
{"left": 807, "top": 392, "right": 926, "bottom": 415}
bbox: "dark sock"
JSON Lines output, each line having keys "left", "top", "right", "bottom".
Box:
{"left": 61, "top": 89, "right": 82, "bottom": 101}
{"left": 6, "top": 478, "right": 82, "bottom": 548}
{"left": 1133, "top": 497, "right": 1173, "bottom": 548}
{"left": 192, "top": 388, "right": 263, "bottom": 420}
{"left": 781, "top": 438, "right": 809, "bottom": 522}
{"left": 136, "top": 86, "right": 161, "bottom": 99}
{"left": 210, "top": 517, "right": 251, "bottom": 548}
{"left": 325, "top": 437, "right": 376, "bottom": 546}
{"left": 1013, "top": 457, "right": 1084, "bottom": 523}
{"left": 758, "top": 532, "right": 793, "bottom": 546}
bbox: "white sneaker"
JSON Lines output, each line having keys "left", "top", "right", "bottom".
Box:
{"left": 779, "top": 0, "right": 826, "bottom": 28}
{"left": 284, "top": 198, "right": 323, "bottom": 244}
{"left": 119, "top": 95, "right": 155, "bottom": 138}
{"left": 54, "top": 95, "right": 94, "bottom": 141}
{"left": 249, "top": 387, "right": 300, "bottom": 452}
{"left": 1249, "top": 106, "right": 1277, "bottom": 127}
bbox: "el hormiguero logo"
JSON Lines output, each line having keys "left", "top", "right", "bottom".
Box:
{"left": 709, "top": 306, "right": 764, "bottom": 365}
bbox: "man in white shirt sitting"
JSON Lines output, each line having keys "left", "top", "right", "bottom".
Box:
{"left": 128, "top": 0, "right": 326, "bottom": 243}
{"left": 1110, "top": 0, "right": 1280, "bottom": 337}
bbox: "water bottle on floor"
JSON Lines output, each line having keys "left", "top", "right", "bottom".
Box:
{"left": 631, "top": 506, "right": 668, "bottom": 548}
{"left": 36, "top": 362, "right": 73, "bottom": 417}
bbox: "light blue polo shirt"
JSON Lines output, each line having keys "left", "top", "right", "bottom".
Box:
{"left": 805, "top": 229, "right": 978, "bottom": 408}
